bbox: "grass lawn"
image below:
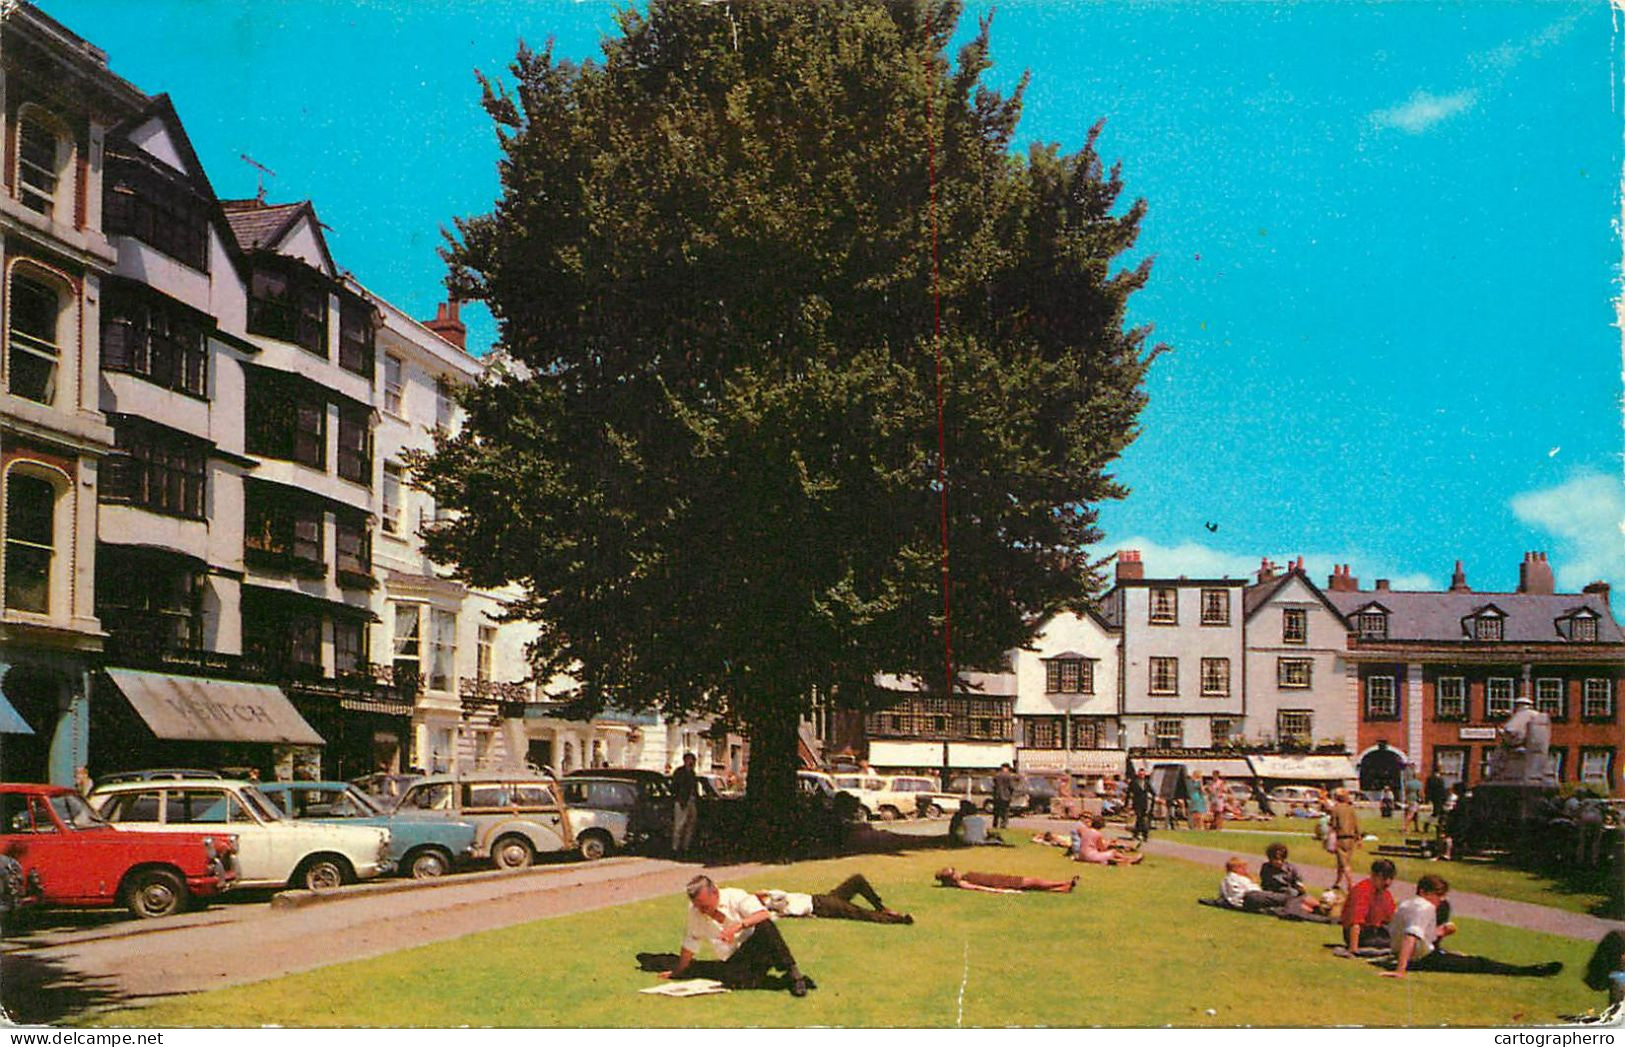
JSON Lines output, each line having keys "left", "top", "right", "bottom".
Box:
{"left": 83, "top": 839, "right": 1604, "bottom": 1028}
{"left": 1143, "top": 813, "right": 1614, "bottom": 916}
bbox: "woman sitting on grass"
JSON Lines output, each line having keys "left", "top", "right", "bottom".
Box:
{"left": 1074, "top": 815, "right": 1144, "bottom": 865}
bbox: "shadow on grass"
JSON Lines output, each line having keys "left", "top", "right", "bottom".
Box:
{"left": 695, "top": 820, "right": 963, "bottom": 867}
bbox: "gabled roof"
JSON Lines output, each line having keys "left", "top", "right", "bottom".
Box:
{"left": 1324, "top": 588, "right": 1624, "bottom": 644}
{"left": 1242, "top": 568, "right": 1350, "bottom": 626}
{"left": 220, "top": 198, "right": 338, "bottom": 277}
{"left": 105, "top": 93, "right": 247, "bottom": 280}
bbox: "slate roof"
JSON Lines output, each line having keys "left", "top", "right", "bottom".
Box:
{"left": 220, "top": 199, "right": 307, "bottom": 252}
{"left": 1323, "top": 589, "right": 1624, "bottom": 644}
{"left": 1243, "top": 572, "right": 1293, "bottom": 617}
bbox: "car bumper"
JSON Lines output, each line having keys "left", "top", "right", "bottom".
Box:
{"left": 189, "top": 855, "right": 239, "bottom": 897}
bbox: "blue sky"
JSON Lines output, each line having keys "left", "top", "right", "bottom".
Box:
{"left": 60, "top": 0, "right": 1623, "bottom": 596}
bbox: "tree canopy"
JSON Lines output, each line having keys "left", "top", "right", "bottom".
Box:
{"left": 418, "top": 0, "right": 1162, "bottom": 799}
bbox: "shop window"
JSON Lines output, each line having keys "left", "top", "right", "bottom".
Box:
{"left": 3, "top": 472, "right": 55, "bottom": 614}
{"left": 1023, "top": 717, "right": 1061, "bottom": 749}
{"left": 7, "top": 270, "right": 63, "bottom": 405}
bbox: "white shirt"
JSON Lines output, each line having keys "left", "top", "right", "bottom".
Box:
{"left": 683, "top": 887, "right": 766, "bottom": 960}
{"left": 758, "top": 890, "right": 814, "bottom": 917}
{"left": 1220, "top": 871, "right": 1259, "bottom": 908}
{"left": 1389, "top": 896, "right": 1437, "bottom": 960}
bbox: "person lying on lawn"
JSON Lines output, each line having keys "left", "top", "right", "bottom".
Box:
{"left": 1074, "top": 815, "right": 1144, "bottom": 865}
{"left": 1219, "top": 856, "right": 1290, "bottom": 913}
{"left": 1379, "top": 874, "right": 1562, "bottom": 979}
{"left": 935, "top": 867, "right": 1077, "bottom": 893}
{"left": 754, "top": 874, "right": 913, "bottom": 924}
{"left": 651, "top": 874, "right": 815, "bottom": 996}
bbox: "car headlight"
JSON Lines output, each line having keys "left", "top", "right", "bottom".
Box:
{"left": 202, "top": 837, "right": 217, "bottom": 860}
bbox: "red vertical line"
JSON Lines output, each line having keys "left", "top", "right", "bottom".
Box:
{"left": 926, "top": 54, "right": 955, "bottom": 707}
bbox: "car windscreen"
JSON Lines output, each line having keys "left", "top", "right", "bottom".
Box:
{"left": 239, "top": 786, "right": 284, "bottom": 822}
{"left": 345, "top": 786, "right": 384, "bottom": 816}
{"left": 47, "top": 791, "right": 105, "bottom": 830}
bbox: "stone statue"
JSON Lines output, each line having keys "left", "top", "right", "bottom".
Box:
{"left": 1489, "top": 695, "right": 1556, "bottom": 786}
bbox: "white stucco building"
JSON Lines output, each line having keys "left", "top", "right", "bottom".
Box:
{"left": 1241, "top": 559, "right": 1357, "bottom": 750}
{"left": 1010, "top": 609, "right": 1124, "bottom": 776}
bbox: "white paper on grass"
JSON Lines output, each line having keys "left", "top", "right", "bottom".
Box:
{"left": 638, "top": 979, "right": 730, "bottom": 997}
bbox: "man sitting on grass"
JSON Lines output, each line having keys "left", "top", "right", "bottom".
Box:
{"left": 1219, "top": 856, "right": 1289, "bottom": 912}
{"left": 754, "top": 874, "right": 913, "bottom": 925}
{"left": 646, "top": 874, "right": 815, "bottom": 996}
{"left": 1338, "top": 858, "right": 1397, "bottom": 954}
{"left": 1378, "top": 874, "right": 1562, "bottom": 979}
{"left": 935, "top": 867, "right": 1077, "bottom": 893}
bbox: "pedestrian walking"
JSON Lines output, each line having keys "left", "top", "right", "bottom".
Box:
{"left": 670, "top": 752, "right": 700, "bottom": 855}
{"left": 1329, "top": 787, "right": 1361, "bottom": 893}
{"left": 1207, "top": 772, "right": 1228, "bottom": 832}
{"left": 1128, "top": 767, "right": 1154, "bottom": 841}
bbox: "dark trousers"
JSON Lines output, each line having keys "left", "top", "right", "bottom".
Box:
{"left": 640, "top": 921, "right": 800, "bottom": 989}
{"left": 811, "top": 874, "right": 909, "bottom": 923}
{"left": 1132, "top": 808, "right": 1152, "bottom": 840}
{"left": 991, "top": 798, "right": 1011, "bottom": 828}
{"left": 1241, "top": 889, "right": 1291, "bottom": 913}
{"left": 1352, "top": 925, "right": 1392, "bottom": 950}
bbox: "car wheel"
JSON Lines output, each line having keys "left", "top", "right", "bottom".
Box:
{"left": 124, "top": 868, "right": 188, "bottom": 919}
{"left": 407, "top": 848, "right": 452, "bottom": 879}
{"left": 298, "top": 856, "right": 349, "bottom": 892}
{"left": 926, "top": 803, "right": 944, "bottom": 819}
{"left": 577, "top": 831, "right": 611, "bottom": 862}
{"left": 879, "top": 806, "right": 901, "bottom": 821}
{"left": 492, "top": 835, "right": 534, "bottom": 870}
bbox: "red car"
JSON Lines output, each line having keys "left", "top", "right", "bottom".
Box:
{"left": 0, "top": 784, "right": 238, "bottom": 919}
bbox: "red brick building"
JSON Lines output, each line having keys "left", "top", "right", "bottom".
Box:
{"left": 1326, "top": 555, "right": 1623, "bottom": 794}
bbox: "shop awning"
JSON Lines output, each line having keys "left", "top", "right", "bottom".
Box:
{"left": 0, "top": 689, "right": 35, "bottom": 735}
{"left": 105, "top": 668, "right": 324, "bottom": 745}
{"left": 1247, "top": 754, "right": 1358, "bottom": 782}
{"left": 1130, "top": 756, "right": 1253, "bottom": 778}
{"left": 1019, "top": 749, "right": 1127, "bottom": 776}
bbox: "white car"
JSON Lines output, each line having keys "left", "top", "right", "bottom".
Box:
{"left": 90, "top": 778, "right": 394, "bottom": 890}
{"left": 1266, "top": 784, "right": 1326, "bottom": 808}
{"left": 830, "top": 774, "right": 937, "bottom": 820}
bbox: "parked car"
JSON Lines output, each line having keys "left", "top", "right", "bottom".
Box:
{"left": 1267, "top": 784, "right": 1326, "bottom": 808}
{"left": 96, "top": 768, "right": 225, "bottom": 786}
{"left": 392, "top": 773, "right": 628, "bottom": 865}
{"left": 559, "top": 777, "right": 653, "bottom": 854}
{"left": 90, "top": 778, "right": 392, "bottom": 891}
{"left": 1225, "top": 781, "right": 1256, "bottom": 806}
{"left": 351, "top": 772, "right": 422, "bottom": 810}
{"left": 2, "top": 783, "right": 237, "bottom": 918}
{"left": 1022, "top": 772, "right": 1069, "bottom": 813}
{"left": 258, "top": 781, "right": 478, "bottom": 878}
{"left": 924, "top": 774, "right": 1031, "bottom": 816}
{"left": 829, "top": 774, "right": 936, "bottom": 820}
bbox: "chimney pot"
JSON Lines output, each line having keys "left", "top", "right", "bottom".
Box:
{"left": 1517, "top": 550, "right": 1555, "bottom": 595}
{"left": 1450, "top": 560, "right": 1470, "bottom": 593}
{"left": 422, "top": 296, "right": 468, "bottom": 351}
{"left": 1115, "top": 549, "right": 1144, "bottom": 582}
{"left": 1583, "top": 580, "right": 1611, "bottom": 610}
{"left": 1375, "top": 578, "right": 1390, "bottom": 591}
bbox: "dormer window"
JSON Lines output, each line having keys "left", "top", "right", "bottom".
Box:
{"left": 15, "top": 108, "right": 68, "bottom": 217}
{"left": 1356, "top": 610, "right": 1387, "bottom": 639}
{"left": 1567, "top": 612, "right": 1599, "bottom": 643}
{"left": 1473, "top": 616, "right": 1503, "bottom": 642}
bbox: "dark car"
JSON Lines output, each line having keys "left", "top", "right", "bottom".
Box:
{"left": 563, "top": 769, "right": 678, "bottom": 852}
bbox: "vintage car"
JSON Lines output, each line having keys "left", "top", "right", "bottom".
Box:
{"left": 351, "top": 772, "right": 422, "bottom": 810}
{"left": 829, "top": 774, "right": 938, "bottom": 820}
{"left": 90, "top": 778, "right": 392, "bottom": 891}
{"left": 258, "top": 781, "right": 478, "bottom": 878}
{"left": 0, "top": 783, "right": 237, "bottom": 918}
{"left": 391, "top": 773, "right": 628, "bottom": 866}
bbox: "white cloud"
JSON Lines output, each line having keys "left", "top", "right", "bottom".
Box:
{"left": 1105, "top": 536, "right": 1434, "bottom": 591}
{"left": 1510, "top": 472, "right": 1625, "bottom": 590}
{"left": 1371, "top": 89, "right": 1478, "bottom": 134}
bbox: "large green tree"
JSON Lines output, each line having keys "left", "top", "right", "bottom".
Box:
{"left": 419, "top": 0, "right": 1162, "bottom": 810}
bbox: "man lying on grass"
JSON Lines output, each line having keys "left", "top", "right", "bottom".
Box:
{"left": 935, "top": 868, "right": 1077, "bottom": 893}
{"left": 1378, "top": 874, "right": 1562, "bottom": 979}
{"left": 643, "top": 874, "right": 815, "bottom": 996}
{"left": 755, "top": 874, "right": 914, "bottom": 924}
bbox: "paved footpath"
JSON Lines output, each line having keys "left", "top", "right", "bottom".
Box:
{"left": 1135, "top": 834, "right": 1625, "bottom": 942}
{"left": 2, "top": 856, "right": 764, "bottom": 1024}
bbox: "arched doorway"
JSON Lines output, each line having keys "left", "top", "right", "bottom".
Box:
{"left": 1357, "top": 743, "right": 1406, "bottom": 795}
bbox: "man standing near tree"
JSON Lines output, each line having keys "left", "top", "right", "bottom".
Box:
{"left": 992, "top": 763, "right": 1018, "bottom": 829}
{"left": 671, "top": 752, "right": 700, "bottom": 855}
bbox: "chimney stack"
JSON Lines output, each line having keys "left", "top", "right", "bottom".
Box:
{"left": 1583, "top": 580, "right": 1611, "bottom": 610}
{"left": 1517, "top": 551, "right": 1556, "bottom": 595}
{"left": 423, "top": 297, "right": 467, "bottom": 351}
{"left": 1450, "top": 560, "right": 1470, "bottom": 592}
{"left": 1327, "top": 564, "right": 1360, "bottom": 592}
{"left": 1256, "top": 557, "right": 1278, "bottom": 584}
{"left": 1375, "top": 579, "right": 1390, "bottom": 592}
{"left": 1116, "top": 549, "right": 1144, "bottom": 582}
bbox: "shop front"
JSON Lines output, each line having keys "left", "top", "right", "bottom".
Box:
{"left": 0, "top": 650, "right": 89, "bottom": 785}
{"left": 93, "top": 666, "right": 325, "bottom": 777}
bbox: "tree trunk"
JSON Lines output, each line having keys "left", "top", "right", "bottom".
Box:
{"left": 744, "top": 699, "right": 800, "bottom": 810}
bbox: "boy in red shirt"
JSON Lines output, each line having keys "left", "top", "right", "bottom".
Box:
{"left": 1340, "top": 858, "right": 1397, "bottom": 953}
